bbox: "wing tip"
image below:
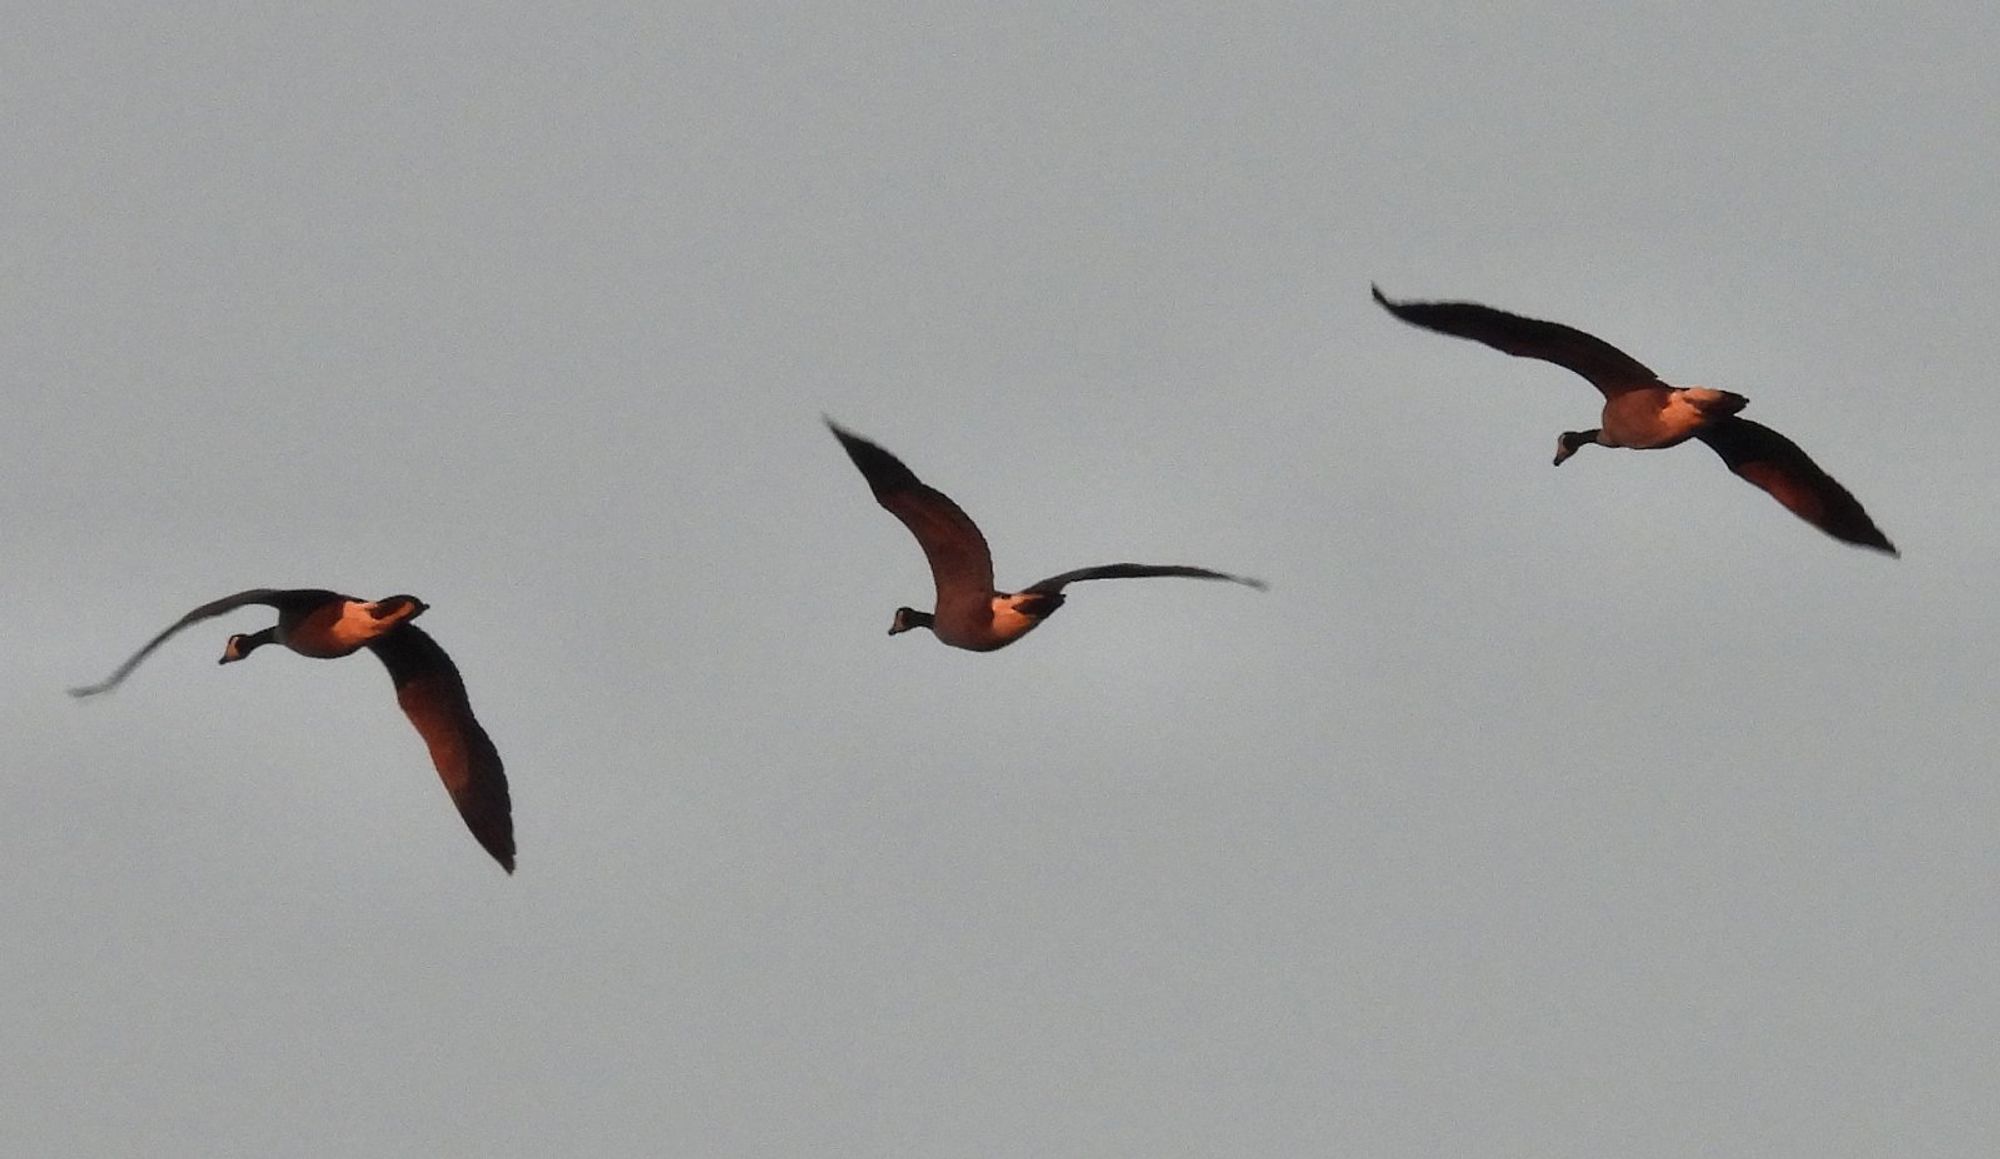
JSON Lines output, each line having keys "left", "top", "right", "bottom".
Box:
{"left": 823, "top": 415, "right": 870, "bottom": 450}
{"left": 467, "top": 810, "right": 516, "bottom": 874}
{"left": 824, "top": 416, "right": 868, "bottom": 455}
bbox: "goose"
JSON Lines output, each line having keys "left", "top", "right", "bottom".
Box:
{"left": 1371, "top": 286, "right": 1897, "bottom": 555}
{"left": 70, "top": 589, "right": 515, "bottom": 872}
{"left": 826, "top": 419, "right": 1265, "bottom": 651}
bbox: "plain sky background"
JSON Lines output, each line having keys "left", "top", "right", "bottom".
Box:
{"left": 4, "top": 3, "right": 1996, "bottom": 1155}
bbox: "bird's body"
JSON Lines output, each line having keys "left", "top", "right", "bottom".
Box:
{"left": 71, "top": 588, "right": 516, "bottom": 872}
{"left": 826, "top": 420, "right": 1264, "bottom": 651}
{"left": 222, "top": 588, "right": 421, "bottom": 658}
{"left": 1594, "top": 386, "right": 1747, "bottom": 452}
{"left": 1372, "top": 286, "right": 1896, "bottom": 554}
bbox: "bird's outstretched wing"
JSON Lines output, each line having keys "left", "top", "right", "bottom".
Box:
{"left": 1372, "top": 285, "right": 1662, "bottom": 397}
{"left": 1022, "top": 564, "right": 1267, "bottom": 595}
{"left": 367, "top": 625, "right": 515, "bottom": 873}
{"left": 1694, "top": 418, "right": 1897, "bottom": 554}
{"left": 68, "top": 588, "right": 339, "bottom": 697}
{"left": 827, "top": 419, "right": 997, "bottom": 601}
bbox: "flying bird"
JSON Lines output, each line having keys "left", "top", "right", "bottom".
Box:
{"left": 70, "top": 588, "right": 515, "bottom": 872}
{"left": 826, "top": 419, "right": 1266, "bottom": 651}
{"left": 1371, "top": 285, "right": 1896, "bottom": 555}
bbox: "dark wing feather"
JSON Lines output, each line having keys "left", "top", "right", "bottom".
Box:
{"left": 68, "top": 588, "right": 340, "bottom": 697}
{"left": 1372, "top": 285, "right": 1662, "bottom": 398}
{"left": 366, "top": 625, "right": 515, "bottom": 872}
{"left": 1694, "top": 418, "right": 1897, "bottom": 554}
{"left": 827, "top": 419, "right": 997, "bottom": 600}
{"left": 1023, "top": 563, "right": 1267, "bottom": 595}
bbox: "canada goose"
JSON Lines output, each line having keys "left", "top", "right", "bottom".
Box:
{"left": 826, "top": 419, "right": 1265, "bottom": 651}
{"left": 70, "top": 589, "right": 515, "bottom": 872}
{"left": 1372, "top": 286, "right": 1897, "bottom": 555}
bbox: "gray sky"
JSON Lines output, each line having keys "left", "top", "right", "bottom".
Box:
{"left": 4, "top": 3, "right": 1996, "bottom": 1155}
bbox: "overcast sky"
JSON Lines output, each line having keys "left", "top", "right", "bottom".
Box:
{"left": 5, "top": 3, "right": 1997, "bottom": 1156}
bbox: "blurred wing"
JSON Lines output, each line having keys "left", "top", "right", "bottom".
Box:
{"left": 1023, "top": 563, "right": 1268, "bottom": 595}
{"left": 1694, "top": 418, "right": 1897, "bottom": 554}
{"left": 367, "top": 626, "right": 516, "bottom": 872}
{"left": 1372, "top": 285, "right": 1662, "bottom": 397}
{"left": 827, "top": 419, "right": 997, "bottom": 600}
{"left": 68, "top": 588, "right": 320, "bottom": 697}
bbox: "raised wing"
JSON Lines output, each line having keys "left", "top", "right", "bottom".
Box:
{"left": 1023, "top": 563, "right": 1267, "bottom": 595}
{"left": 68, "top": 588, "right": 339, "bottom": 697}
{"left": 827, "top": 419, "right": 997, "bottom": 601}
{"left": 1694, "top": 418, "right": 1897, "bottom": 555}
{"left": 367, "top": 625, "right": 516, "bottom": 872}
{"left": 1372, "top": 285, "right": 1662, "bottom": 397}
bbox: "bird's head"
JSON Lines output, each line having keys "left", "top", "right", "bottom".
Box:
{"left": 1553, "top": 430, "right": 1594, "bottom": 466}
{"left": 888, "top": 607, "right": 934, "bottom": 636}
